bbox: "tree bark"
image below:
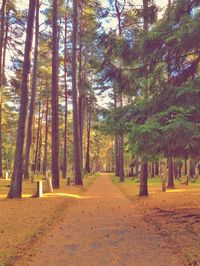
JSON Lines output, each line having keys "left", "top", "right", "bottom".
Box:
{"left": 72, "top": 0, "right": 83, "bottom": 185}
{"left": 7, "top": 0, "right": 36, "bottom": 198}
{"left": 114, "top": 87, "right": 120, "bottom": 176}
{"left": 62, "top": 9, "right": 68, "bottom": 180}
{"left": 85, "top": 108, "right": 91, "bottom": 174}
{"left": 0, "top": 0, "right": 7, "bottom": 178}
{"left": 167, "top": 157, "right": 175, "bottom": 188}
{"left": 51, "top": 0, "right": 60, "bottom": 188}
{"left": 139, "top": 161, "right": 148, "bottom": 196}
{"left": 78, "top": 33, "right": 84, "bottom": 171}
{"left": 155, "top": 160, "right": 159, "bottom": 175}
{"left": 139, "top": 0, "right": 149, "bottom": 195}
{"left": 24, "top": 0, "right": 40, "bottom": 179}
{"left": 43, "top": 97, "right": 49, "bottom": 175}
{"left": 151, "top": 161, "right": 155, "bottom": 178}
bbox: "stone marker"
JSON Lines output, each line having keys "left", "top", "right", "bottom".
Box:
{"left": 36, "top": 180, "right": 43, "bottom": 197}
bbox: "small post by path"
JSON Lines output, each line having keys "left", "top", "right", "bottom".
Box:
{"left": 36, "top": 180, "right": 43, "bottom": 197}
{"left": 5, "top": 171, "right": 9, "bottom": 180}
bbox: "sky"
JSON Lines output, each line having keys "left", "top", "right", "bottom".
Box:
{"left": 17, "top": 0, "right": 168, "bottom": 9}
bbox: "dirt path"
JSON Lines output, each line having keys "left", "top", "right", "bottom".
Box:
{"left": 16, "top": 174, "right": 182, "bottom": 266}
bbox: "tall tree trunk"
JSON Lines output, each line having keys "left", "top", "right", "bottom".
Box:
{"left": 114, "top": 87, "right": 120, "bottom": 176}
{"left": 189, "top": 160, "right": 195, "bottom": 179}
{"left": 115, "top": 0, "right": 125, "bottom": 182}
{"left": 43, "top": 97, "right": 49, "bottom": 175}
{"left": 2, "top": 4, "right": 9, "bottom": 86}
{"left": 78, "top": 34, "right": 84, "bottom": 171}
{"left": 151, "top": 161, "right": 155, "bottom": 177}
{"left": 24, "top": 0, "right": 40, "bottom": 179}
{"left": 51, "top": 0, "right": 60, "bottom": 188}
{"left": 167, "top": 157, "right": 174, "bottom": 188}
{"left": 62, "top": 9, "right": 68, "bottom": 180}
{"left": 155, "top": 160, "right": 159, "bottom": 176}
{"left": 37, "top": 108, "right": 44, "bottom": 172}
{"left": 0, "top": 0, "right": 7, "bottom": 178}
{"left": 85, "top": 108, "right": 91, "bottom": 174}
{"left": 184, "top": 158, "right": 187, "bottom": 175}
{"left": 34, "top": 89, "right": 42, "bottom": 173}
{"left": 72, "top": 0, "right": 83, "bottom": 185}
{"left": 139, "top": 0, "right": 149, "bottom": 196}
{"left": 119, "top": 92, "right": 124, "bottom": 182}
{"left": 7, "top": 0, "right": 36, "bottom": 198}
{"left": 139, "top": 161, "right": 148, "bottom": 196}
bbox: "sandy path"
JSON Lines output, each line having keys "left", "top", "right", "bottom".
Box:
{"left": 17, "top": 174, "right": 182, "bottom": 266}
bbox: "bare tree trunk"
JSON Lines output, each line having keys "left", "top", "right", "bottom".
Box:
{"left": 2, "top": 4, "right": 9, "bottom": 86}
{"left": 62, "top": 8, "right": 68, "bottom": 180}
{"left": 8, "top": 0, "right": 36, "bottom": 198}
{"left": 24, "top": 0, "right": 40, "bottom": 179}
{"left": 151, "top": 161, "right": 155, "bottom": 177}
{"left": 184, "top": 158, "right": 187, "bottom": 175}
{"left": 78, "top": 34, "right": 84, "bottom": 171}
{"left": 139, "top": 0, "right": 149, "bottom": 196}
{"left": 167, "top": 157, "right": 175, "bottom": 188}
{"left": 43, "top": 97, "right": 49, "bottom": 175}
{"left": 51, "top": 0, "right": 60, "bottom": 188}
{"left": 85, "top": 108, "right": 91, "bottom": 174}
{"left": 0, "top": 0, "right": 7, "bottom": 178}
{"left": 34, "top": 89, "right": 42, "bottom": 173}
{"left": 139, "top": 161, "right": 148, "bottom": 196}
{"left": 155, "top": 160, "right": 159, "bottom": 175}
{"left": 114, "top": 87, "right": 120, "bottom": 176}
{"left": 72, "top": 0, "right": 83, "bottom": 185}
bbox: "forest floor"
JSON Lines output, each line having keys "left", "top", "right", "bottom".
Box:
{"left": 0, "top": 174, "right": 199, "bottom": 266}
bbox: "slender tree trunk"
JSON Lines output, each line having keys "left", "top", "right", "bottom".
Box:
{"left": 62, "top": 10, "right": 68, "bottom": 180}
{"left": 2, "top": 5, "right": 9, "bottom": 86}
{"left": 167, "top": 157, "right": 175, "bottom": 188}
{"left": 43, "top": 97, "right": 49, "bottom": 175}
{"left": 0, "top": 0, "right": 7, "bottom": 178}
{"left": 78, "top": 35, "right": 84, "bottom": 171}
{"left": 151, "top": 161, "right": 155, "bottom": 177}
{"left": 114, "top": 88, "right": 120, "bottom": 176}
{"left": 155, "top": 160, "right": 159, "bottom": 175}
{"left": 7, "top": 0, "right": 36, "bottom": 198}
{"left": 119, "top": 92, "right": 124, "bottom": 182}
{"left": 184, "top": 158, "right": 187, "bottom": 175}
{"left": 139, "top": 161, "right": 148, "bottom": 196}
{"left": 51, "top": 0, "right": 60, "bottom": 188}
{"left": 24, "top": 0, "right": 40, "bottom": 179}
{"left": 135, "top": 157, "right": 139, "bottom": 177}
{"left": 174, "top": 159, "right": 178, "bottom": 179}
{"left": 85, "top": 108, "right": 91, "bottom": 174}
{"left": 139, "top": 0, "right": 149, "bottom": 196}
{"left": 72, "top": 0, "right": 83, "bottom": 185}
{"left": 34, "top": 89, "right": 42, "bottom": 173}
{"left": 189, "top": 160, "right": 195, "bottom": 179}
{"left": 37, "top": 108, "right": 44, "bottom": 172}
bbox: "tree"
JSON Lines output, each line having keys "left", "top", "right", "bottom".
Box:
{"left": 51, "top": 0, "right": 60, "bottom": 188}
{"left": 139, "top": 0, "right": 149, "bottom": 196}
{"left": 72, "top": 0, "right": 83, "bottom": 185}
{"left": 8, "top": 0, "right": 36, "bottom": 198}
{"left": 24, "top": 0, "right": 40, "bottom": 180}
{"left": 0, "top": 0, "right": 7, "bottom": 178}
